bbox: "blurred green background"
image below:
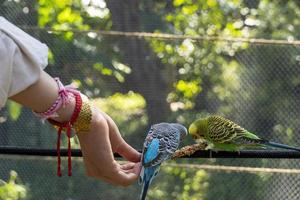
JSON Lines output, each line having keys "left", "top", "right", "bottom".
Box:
{"left": 0, "top": 0, "right": 300, "bottom": 199}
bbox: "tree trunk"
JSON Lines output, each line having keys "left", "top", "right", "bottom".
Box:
{"left": 106, "top": 0, "right": 170, "bottom": 125}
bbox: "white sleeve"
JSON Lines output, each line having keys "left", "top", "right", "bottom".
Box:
{"left": 0, "top": 17, "right": 48, "bottom": 108}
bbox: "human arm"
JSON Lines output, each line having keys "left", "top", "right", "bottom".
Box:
{"left": 10, "top": 70, "right": 141, "bottom": 186}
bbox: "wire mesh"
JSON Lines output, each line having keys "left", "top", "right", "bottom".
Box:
{"left": 1, "top": 0, "right": 300, "bottom": 200}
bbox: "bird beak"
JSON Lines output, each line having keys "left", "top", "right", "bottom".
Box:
{"left": 188, "top": 123, "right": 197, "bottom": 135}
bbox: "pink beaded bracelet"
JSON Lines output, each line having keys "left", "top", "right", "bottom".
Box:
{"left": 35, "top": 78, "right": 79, "bottom": 121}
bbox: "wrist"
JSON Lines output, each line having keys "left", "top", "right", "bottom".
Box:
{"left": 54, "top": 96, "right": 75, "bottom": 122}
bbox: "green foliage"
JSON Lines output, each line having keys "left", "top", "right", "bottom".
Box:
{"left": 147, "top": 165, "right": 209, "bottom": 200}
{"left": 0, "top": 171, "right": 28, "bottom": 200}
{"left": 7, "top": 101, "right": 22, "bottom": 121}
{"left": 92, "top": 92, "right": 147, "bottom": 136}
{"left": 149, "top": 0, "right": 249, "bottom": 114}
{"left": 38, "top": 0, "right": 89, "bottom": 40}
{"left": 175, "top": 80, "right": 201, "bottom": 99}
{"left": 1, "top": 0, "right": 300, "bottom": 199}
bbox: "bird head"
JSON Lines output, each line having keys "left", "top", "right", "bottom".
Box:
{"left": 170, "top": 123, "right": 188, "bottom": 141}
{"left": 188, "top": 118, "right": 208, "bottom": 140}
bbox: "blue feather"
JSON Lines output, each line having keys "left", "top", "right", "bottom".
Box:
{"left": 144, "top": 139, "right": 160, "bottom": 163}
{"left": 140, "top": 179, "right": 149, "bottom": 200}
{"left": 139, "top": 166, "right": 160, "bottom": 200}
{"left": 139, "top": 138, "right": 161, "bottom": 200}
{"left": 139, "top": 123, "right": 187, "bottom": 200}
{"left": 264, "top": 141, "right": 300, "bottom": 151}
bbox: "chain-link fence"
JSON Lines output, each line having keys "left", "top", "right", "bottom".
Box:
{"left": 1, "top": 0, "right": 300, "bottom": 200}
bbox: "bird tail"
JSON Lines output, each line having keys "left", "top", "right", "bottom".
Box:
{"left": 138, "top": 167, "right": 145, "bottom": 185}
{"left": 140, "top": 181, "right": 150, "bottom": 200}
{"left": 264, "top": 141, "right": 300, "bottom": 151}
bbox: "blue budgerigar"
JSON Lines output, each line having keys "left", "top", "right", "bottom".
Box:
{"left": 139, "top": 123, "right": 187, "bottom": 200}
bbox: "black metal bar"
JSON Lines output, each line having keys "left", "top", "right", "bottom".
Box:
{"left": 186, "top": 149, "right": 300, "bottom": 159}
{"left": 1, "top": 146, "right": 300, "bottom": 158}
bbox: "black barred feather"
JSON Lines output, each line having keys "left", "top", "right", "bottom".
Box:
{"left": 206, "top": 115, "right": 300, "bottom": 151}
{"left": 142, "top": 123, "right": 187, "bottom": 167}
{"left": 207, "top": 116, "right": 247, "bottom": 143}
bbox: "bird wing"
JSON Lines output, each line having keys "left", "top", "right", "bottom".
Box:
{"left": 207, "top": 116, "right": 248, "bottom": 143}
{"left": 142, "top": 125, "right": 181, "bottom": 167}
{"left": 141, "top": 127, "right": 158, "bottom": 166}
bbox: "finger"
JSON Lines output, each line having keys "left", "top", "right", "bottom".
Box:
{"left": 85, "top": 159, "right": 135, "bottom": 186}
{"left": 121, "top": 163, "right": 141, "bottom": 175}
{"left": 116, "top": 170, "right": 140, "bottom": 186}
{"left": 93, "top": 166, "right": 137, "bottom": 187}
{"left": 124, "top": 162, "right": 142, "bottom": 175}
{"left": 100, "top": 112, "right": 141, "bottom": 162}
{"left": 102, "top": 162, "right": 140, "bottom": 187}
{"left": 83, "top": 156, "right": 115, "bottom": 184}
{"left": 116, "top": 141, "right": 141, "bottom": 162}
{"left": 120, "top": 162, "right": 136, "bottom": 170}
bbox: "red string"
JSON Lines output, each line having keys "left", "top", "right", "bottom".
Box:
{"left": 67, "top": 125, "right": 72, "bottom": 176}
{"left": 57, "top": 127, "right": 62, "bottom": 177}
{"left": 49, "top": 93, "right": 82, "bottom": 177}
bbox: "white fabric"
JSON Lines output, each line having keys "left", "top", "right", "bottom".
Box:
{"left": 0, "top": 17, "right": 48, "bottom": 108}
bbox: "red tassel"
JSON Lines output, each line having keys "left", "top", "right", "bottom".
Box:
{"left": 67, "top": 124, "right": 72, "bottom": 176}
{"left": 49, "top": 92, "right": 83, "bottom": 177}
{"left": 57, "top": 127, "right": 62, "bottom": 177}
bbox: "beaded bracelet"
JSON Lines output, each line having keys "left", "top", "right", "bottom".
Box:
{"left": 47, "top": 92, "right": 92, "bottom": 177}
{"left": 35, "top": 78, "right": 80, "bottom": 121}
{"left": 34, "top": 78, "right": 92, "bottom": 176}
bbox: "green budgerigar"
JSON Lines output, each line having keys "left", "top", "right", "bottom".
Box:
{"left": 188, "top": 115, "right": 300, "bottom": 151}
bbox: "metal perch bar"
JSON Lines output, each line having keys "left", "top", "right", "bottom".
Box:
{"left": 1, "top": 146, "right": 300, "bottom": 159}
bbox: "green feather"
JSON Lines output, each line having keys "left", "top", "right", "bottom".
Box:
{"left": 190, "top": 115, "right": 300, "bottom": 152}
{"left": 244, "top": 131, "right": 260, "bottom": 140}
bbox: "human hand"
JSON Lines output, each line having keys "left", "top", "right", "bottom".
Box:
{"left": 9, "top": 71, "right": 141, "bottom": 186}
{"left": 77, "top": 107, "right": 141, "bottom": 186}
